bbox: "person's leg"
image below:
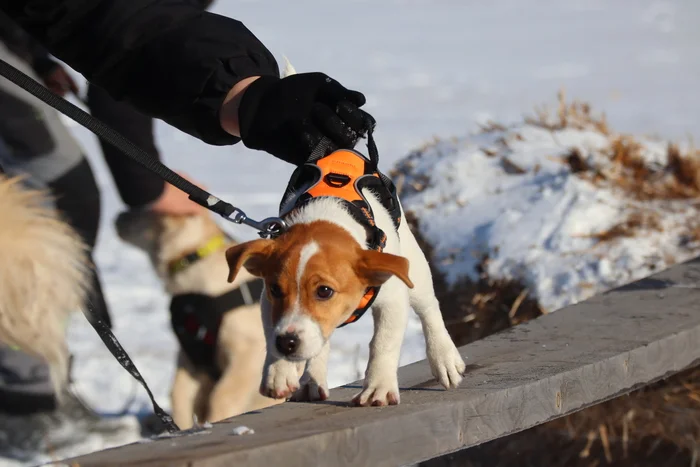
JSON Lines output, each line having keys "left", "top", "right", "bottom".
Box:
{"left": 0, "top": 42, "right": 111, "bottom": 328}
{"left": 86, "top": 82, "right": 166, "bottom": 208}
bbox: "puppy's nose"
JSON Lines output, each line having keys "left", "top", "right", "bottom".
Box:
{"left": 275, "top": 332, "right": 300, "bottom": 356}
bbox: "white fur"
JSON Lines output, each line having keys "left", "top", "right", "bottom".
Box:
{"left": 270, "top": 240, "right": 325, "bottom": 360}
{"left": 274, "top": 314, "right": 324, "bottom": 361}
{"left": 296, "top": 241, "right": 319, "bottom": 296}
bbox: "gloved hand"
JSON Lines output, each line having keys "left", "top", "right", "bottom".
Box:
{"left": 237, "top": 73, "right": 375, "bottom": 165}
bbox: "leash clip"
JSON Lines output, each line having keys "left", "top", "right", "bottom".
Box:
{"left": 225, "top": 210, "right": 288, "bottom": 239}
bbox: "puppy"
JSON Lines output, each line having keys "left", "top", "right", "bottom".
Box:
{"left": 115, "top": 207, "right": 282, "bottom": 429}
{"left": 225, "top": 168, "right": 466, "bottom": 406}
{"left": 0, "top": 174, "right": 89, "bottom": 396}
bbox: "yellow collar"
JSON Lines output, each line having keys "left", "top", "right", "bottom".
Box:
{"left": 167, "top": 234, "right": 227, "bottom": 276}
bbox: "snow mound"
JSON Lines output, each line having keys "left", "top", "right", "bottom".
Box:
{"left": 394, "top": 93, "right": 700, "bottom": 313}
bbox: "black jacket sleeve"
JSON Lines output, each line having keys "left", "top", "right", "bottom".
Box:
{"left": 0, "top": 0, "right": 280, "bottom": 145}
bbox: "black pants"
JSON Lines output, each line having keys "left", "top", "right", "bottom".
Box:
{"left": 86, "top": 83, "right": 166, "bottom": 208}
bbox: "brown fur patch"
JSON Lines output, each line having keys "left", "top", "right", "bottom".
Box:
{"left": 226, "top": 221, "right": 412, "bottom": 337}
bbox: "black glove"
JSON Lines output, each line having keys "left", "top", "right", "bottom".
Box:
{"left": 237, "top": 73, "right": 376, "bottom": 165}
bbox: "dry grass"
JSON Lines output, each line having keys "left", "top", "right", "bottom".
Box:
{"left": 602, "top": 137, "right": 700, "bottom": 201}
{"left": 581, "top": 211, "right": 662, "bottom": 243}
{"left": 525, "top": 89, "right": 610, "bottom": 135}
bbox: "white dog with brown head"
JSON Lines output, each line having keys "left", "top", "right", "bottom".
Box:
{"left": 225, "top": 63, "right": 465, "bottom": 404}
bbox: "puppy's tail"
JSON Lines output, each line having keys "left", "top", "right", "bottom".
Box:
{"left": 0, "top": 174, "right": 90, "bottom": 397}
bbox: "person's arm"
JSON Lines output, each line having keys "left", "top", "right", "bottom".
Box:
{"left": 0, "top": 0, "right": 279, "bottom": 145}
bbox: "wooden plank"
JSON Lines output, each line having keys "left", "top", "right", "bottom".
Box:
{"left": 67, "top": 257, "right": 700, "bottom": 467}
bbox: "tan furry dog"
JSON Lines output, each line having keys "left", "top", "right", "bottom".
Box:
{"left": 0, "top": 174, "right": 89, "bottom": 396}
{"left": 115, "top": 207, "right": 282, "bottom": 429}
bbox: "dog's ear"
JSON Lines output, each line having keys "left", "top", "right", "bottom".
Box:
{"left": 355, "top": 250, "right": 414, "bottom": 289}
{"left": 225, "top": 239, "right": 275, "bottom": 282}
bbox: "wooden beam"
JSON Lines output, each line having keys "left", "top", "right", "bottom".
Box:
{"left": 67, "top": 257, "right": 700, "bottom": 467}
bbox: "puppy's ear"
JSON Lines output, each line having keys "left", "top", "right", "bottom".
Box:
{"left": 355, "top": 250, "right": 414, "bottom": 289}
{"left": 225, "top": 239, "right": 275, "bottom": 282}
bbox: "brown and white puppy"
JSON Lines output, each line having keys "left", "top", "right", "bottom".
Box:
{"left": 115, "top": 208, "right": 281, "bottom": 429}
{"left": 225, "top": 191, "right": 466, "bottom": 406}
{"left": 0, "top": 174, "right": 90, "bottom": 396}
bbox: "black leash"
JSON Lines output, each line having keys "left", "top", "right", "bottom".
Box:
{"left": 86, "top": 302, "right": 179, "bottom": 432}
{"left": 0, "top": 58, "right": 287, "bottom": 238}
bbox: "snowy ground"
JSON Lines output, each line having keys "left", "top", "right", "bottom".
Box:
{"left": 396, "top": 104, "right": 700, "bottom": 313}
{"left": 2, "top": 0, "right": 700, "bottom": 465}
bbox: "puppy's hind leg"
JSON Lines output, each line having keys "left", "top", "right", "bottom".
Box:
{"left": 398, "top": 213, "right": 466, "bottom": 389}
{"left": 352, "top": 282, "right": 409, "bottom": 407}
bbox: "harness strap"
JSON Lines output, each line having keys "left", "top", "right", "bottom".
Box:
{"left": 170, "top": 280, "right": 265, "bottom": 380}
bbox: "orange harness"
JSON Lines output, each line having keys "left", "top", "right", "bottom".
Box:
{"left": 280, "top": 148, "right": 401, "bottom": 326}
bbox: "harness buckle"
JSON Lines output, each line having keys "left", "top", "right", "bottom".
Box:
{"left": 223, "top": 210, "right": 288, "bottom": 239}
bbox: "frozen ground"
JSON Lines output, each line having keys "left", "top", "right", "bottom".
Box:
{"left": 1, "top": 0, "right": 699, "bottom": 465}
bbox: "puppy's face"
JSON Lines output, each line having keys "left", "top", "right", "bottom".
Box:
{"left": 225, "top": 221, "right": 414, "bottom": 361}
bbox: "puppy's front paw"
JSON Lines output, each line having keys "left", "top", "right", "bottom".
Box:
{"left": 427, "top": 334, "right": 466, "bottom": 389}
{"left": 260, "top": 360, "right": 301, "bottom": 400}
{"left": 351, "top": 377, "right": 400, "bottom": 407}
{"left": 290, "top": 379, "right": 329, "bottom": 402}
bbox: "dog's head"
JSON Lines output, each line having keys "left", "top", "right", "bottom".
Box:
{"left": 225, "top": 221, "right": 413, "bottom": 361}
{"left": 115, "top": 209, "right": 221, "bottom": 274}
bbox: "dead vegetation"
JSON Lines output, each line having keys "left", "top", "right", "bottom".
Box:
{"left": 525, "top": 90, "right": 700, "bottom": 203}
{"left": 525, "top": 89, "right": 610, "bottom": 135}
{"left": 602, "top": 137, "right": 700, "bottom": 201}
{"left": 581, "top": 211, "right": 662, "bottom": 243}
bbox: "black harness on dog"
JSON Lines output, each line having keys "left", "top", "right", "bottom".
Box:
{"left": 170, "top": 280, "right": 264, "bottom": 380}
{"left": 167, "top": 235, "right": 264, "bottom": 380}
{"left": 279, "top": 147, "right": 401, "bottom": 327}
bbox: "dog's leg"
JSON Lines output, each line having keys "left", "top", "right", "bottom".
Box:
{"left": 208, "top": 332, "right": 274, "bottom": 421}
{"left": 291, "top": 340, "right": 330, "bottom": 402}
{"left": 171, "top": 351, "right": 203, "bottom": 430}
{"left": 352, "top": 281, "right": 409, "bottom": 406}
{"left": 398, "top": 215, "right": 466, "bottom": 389}
{"left": 259, "top": 296, "right": 305, "bottom": 399}
{"left": 260, "top": 355, "right": 306, "bottom": 399}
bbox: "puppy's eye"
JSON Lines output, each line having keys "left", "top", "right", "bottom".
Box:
{"left": 316, "top": 285, "right": 334, "bottom": 300}
{"left": 269, "top": 283, "right": 283, "bottom": 298}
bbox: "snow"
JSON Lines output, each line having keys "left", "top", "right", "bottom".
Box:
{"left": 2, "top": 0, "right": 700, "bottom": 465}
{"left": 396, "top": 118, "right": 700, "bottom": 312}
